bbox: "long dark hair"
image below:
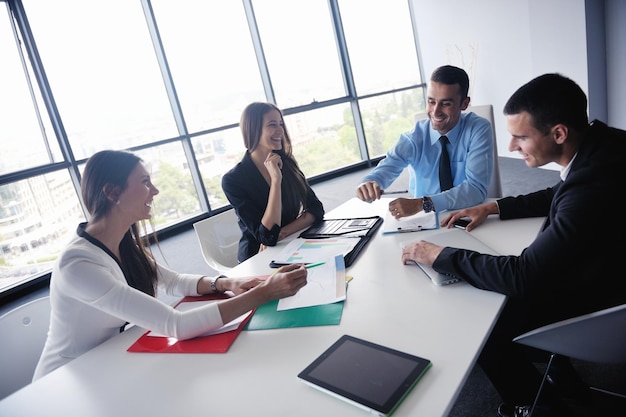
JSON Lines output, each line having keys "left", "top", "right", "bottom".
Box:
{"left": 240, "top": 102, "right": 308, "bottom": 215}
{"left": 81, "top": 150, "right": 157, "bottom": 296}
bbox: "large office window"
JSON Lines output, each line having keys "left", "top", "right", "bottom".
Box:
{"left": 0, "top": 4, "right": 60, "bottom": 175}
{"left": 151, "top": 0, "right": 266, "bottom": 133}
{"left": 0, "top": 0, "right": 425, "bottom": 295}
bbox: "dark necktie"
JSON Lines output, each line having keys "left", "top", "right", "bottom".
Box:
{"left": 438, "top": 135, "right": 453, "bottom": 191}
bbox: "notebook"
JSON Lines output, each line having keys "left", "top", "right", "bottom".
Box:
{"left": 270, "top": 216, "right": 383, "bottom": 268}
{"left": 298, "top": 335, "right": 431, "bottom": 417}
{"left": 299, "top": 216, "right": 382, "bottom": 238}
{"left": 403, "top": 228, "right": 499, "bottom": 286}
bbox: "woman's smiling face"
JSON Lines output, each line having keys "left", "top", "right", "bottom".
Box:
{"left": 257, "top": 109, "right": 285, "bottom": 153}
{"left": 116, "top": 162, "right": 159, "bottom": 221}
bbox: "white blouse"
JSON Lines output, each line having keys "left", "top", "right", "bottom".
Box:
{"left": 33, "top": 231, "right": 222, "bottom": 380}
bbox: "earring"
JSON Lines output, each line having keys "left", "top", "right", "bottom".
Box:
{"left": 116, "top": 200, "right": 120, "bottom": 205}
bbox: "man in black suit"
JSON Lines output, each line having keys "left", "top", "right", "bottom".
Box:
{"left": 401, "top": 73, "right": 626, "bottom": 417}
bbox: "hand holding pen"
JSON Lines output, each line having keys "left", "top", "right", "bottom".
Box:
{"left": 261, "top": 263, "right": 308, "bottom": 299}
{"left": 356, "top": 180, "right": 408, "bottom": 203}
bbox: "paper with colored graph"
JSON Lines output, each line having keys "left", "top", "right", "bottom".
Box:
{"left": 273, "top": 238, "right": 359, "bottom": 264}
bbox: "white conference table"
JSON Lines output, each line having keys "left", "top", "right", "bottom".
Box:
{"left": 0, "top": 198, "right": 544, "bottom": 417}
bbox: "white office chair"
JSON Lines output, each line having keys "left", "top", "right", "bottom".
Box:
{"left": 414, "top": 104, "right": 502, "bottom": 198}
{"left": 193, "top": 209, "right": 241, "bottom": 274}
{"left": 514, "top": 303, "right": 626, "bottom": 416}
{"left": 0, "top": 296, "right": 51, "bottom": 400}
{"left": 467, "top": 104, "right": 502, "bottom": 198}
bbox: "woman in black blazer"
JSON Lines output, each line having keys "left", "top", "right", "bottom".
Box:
{"left": 222, "top": 102, "right": 324, "bottom": 263}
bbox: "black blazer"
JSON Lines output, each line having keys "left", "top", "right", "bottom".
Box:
{"left": 434, "top": 120, "right": 626, "bottom": 323}
{"left": 222, "top": 152, "right": 324, "bottom": 263}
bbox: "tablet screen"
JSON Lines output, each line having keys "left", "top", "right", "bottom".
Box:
{"left": 298, "top": 335, "right": 431, "bottom": 416}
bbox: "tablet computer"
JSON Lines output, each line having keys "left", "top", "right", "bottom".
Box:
{"left": 297, "top": 335, "right": 431, "bottom": 417}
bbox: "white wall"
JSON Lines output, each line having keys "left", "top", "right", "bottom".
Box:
{"left": 606, "top": 0, "right": 626, "bottom": 129}
{"left": 411, "top": 0, "right": 624, "bottom": 165}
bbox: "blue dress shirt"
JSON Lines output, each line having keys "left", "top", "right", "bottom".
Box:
{"left": 361, "top": 111, "right": 494, "bottom": 211}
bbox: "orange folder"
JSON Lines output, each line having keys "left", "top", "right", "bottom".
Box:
{"left": 127, "top": 294, "right": 254, "bottom": 354}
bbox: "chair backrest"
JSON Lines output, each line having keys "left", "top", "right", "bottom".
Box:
{"left": 513, "top": 303, "right": 626, "bottom": 364}
{"left": 414, "top": 105, "right": 502, "bottom": 198}
{"left": 467, "top": 104, "right": 502, "bottom": 198}
{"left": 0, "top": 296, "right": 51, "bottom": 399}
{"left": 193, "top": 209, "right": 241, "bottom": 274}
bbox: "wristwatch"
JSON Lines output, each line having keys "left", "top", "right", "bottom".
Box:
{"left": 422, "top": 196, "right": 434, "bottom": 213}
{"left": 210, "top": 275, "right": 226, "bottom": 293}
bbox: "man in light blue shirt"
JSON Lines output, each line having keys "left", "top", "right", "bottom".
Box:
{"left": 356, "top": 65, "right": 494, "bottom": 218}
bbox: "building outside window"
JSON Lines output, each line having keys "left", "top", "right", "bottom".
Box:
{"left": 0, "top": 0, "right": 425, "bottom": 294}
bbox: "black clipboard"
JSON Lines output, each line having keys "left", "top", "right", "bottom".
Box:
{"left": 299, "top": 216, "right": 382, "bottom": 239}
{"left": 270, "top": 216, "right": 382, "bottom": 268}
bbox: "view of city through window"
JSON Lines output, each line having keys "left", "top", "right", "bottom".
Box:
{"left": 0, "top": 0, "right": 425, "bottom": 293}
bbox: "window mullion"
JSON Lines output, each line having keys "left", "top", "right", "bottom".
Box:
{"left": 243, "top": 0, "right": 275, "bottom": 103}
{"left": 10, "top": 0, "right": 85, "bottom": 218}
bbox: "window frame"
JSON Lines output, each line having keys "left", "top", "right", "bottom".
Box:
{"left": 0, "top": 0, "right": 426, "bottom": 301}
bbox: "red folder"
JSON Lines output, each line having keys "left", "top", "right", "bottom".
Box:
{"left": 127, "top": 294, "right": 254, "bottom": 353}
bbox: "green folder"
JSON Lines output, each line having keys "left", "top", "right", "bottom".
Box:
{"left": 245, "top": 299, "right": 344, "bottom": 330}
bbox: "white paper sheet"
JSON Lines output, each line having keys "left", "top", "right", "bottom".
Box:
{"left": 273, "top": 238, "right": 359, "bottom": 264}
{"left": 277, "top": 255, "right": 346, "bottom": 311}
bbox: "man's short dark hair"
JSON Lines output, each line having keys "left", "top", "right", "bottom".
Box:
{"left": 430, "top": 65, "right": 470, "bottom": 100}
{"left": 503, "top": 73, "right": 589, "bottom": 134}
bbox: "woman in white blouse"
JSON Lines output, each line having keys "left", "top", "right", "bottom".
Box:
{"left": 34, "top": 150, "right": 307, "bottom": 380}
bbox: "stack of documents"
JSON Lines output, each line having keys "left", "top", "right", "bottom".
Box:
{"left": 290, "top": 215, "right": 383, "bottom": 267}
{"left": 271, "top": 238, "right": 360, "bottom": 266}
{"left": 247, "top": 255, "right": 347, "bottom": 330}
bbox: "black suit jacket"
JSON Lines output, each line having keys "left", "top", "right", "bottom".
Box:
{"left": 222, "top": 152, "right": 324, "bottom": 263}
{"left": 434, "top": 120, "right": 626, "bottom": 324}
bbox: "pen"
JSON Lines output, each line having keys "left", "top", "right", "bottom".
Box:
{"left": 382, "top": 190, "right": 408, "bottom": 195}
{"left": 396, "top": 226, "right": 422, "bottom": 233}
{"left": 305, "top": 261, "right": 326, "bottom": 269}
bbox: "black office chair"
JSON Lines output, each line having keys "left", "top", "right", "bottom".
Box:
{"left": 513, "top": 304, "right": 626, "bottom": 416}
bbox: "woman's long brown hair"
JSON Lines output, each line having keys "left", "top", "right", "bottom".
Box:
{"left": 81, "top": 150, "right": 157, "bottom": 296}
{"left": 240, "top": 102, "right": 308, "bottom": 215}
